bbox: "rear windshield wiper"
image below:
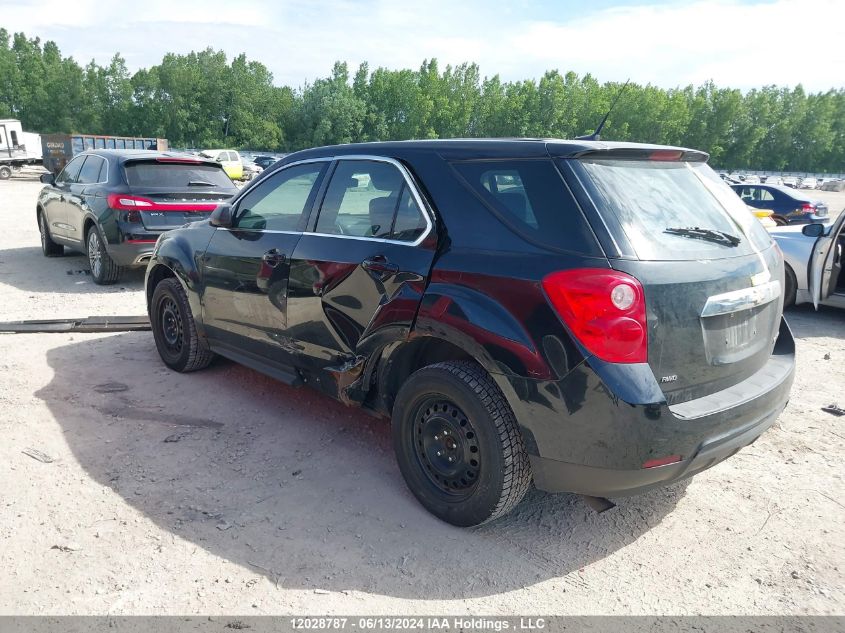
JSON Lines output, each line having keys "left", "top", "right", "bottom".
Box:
{"left": 187, "top": 180, "right": 216, "bottom": 186}
{"left": 664, "top": 226, "right": 741, "bottom": 247}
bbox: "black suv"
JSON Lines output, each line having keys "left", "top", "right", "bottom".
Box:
{"left": 145, "top": 139, "right": 795, "bottom": 526}
{"left": 37, "top": 150, "right": 237, "bottom": 284}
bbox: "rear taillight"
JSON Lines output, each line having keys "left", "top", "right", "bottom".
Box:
{"left": 106, "top": 193, "right": 217, "bottom": 212}
{"left": 800, "top": 203, "right": 815, "bottom": 214}
{"left": 107, "top": 193, "right": 153, "bottom": 210}
{"left": 542, "top": 268, "right": 647, "bottom": 363}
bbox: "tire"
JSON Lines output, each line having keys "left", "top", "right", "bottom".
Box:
{"left": 773, "top": 216, "right": 788, "bottom": 226}
{"left": 86, "top": 225, "right": 122, "bottom": 285}
{"left": 150, "top": 277, "right": 214, "bottom": 372}
{"left": 0, "top": 165, "right": 11, "bottom": 180}
{"left": 784, "top": 264, "right": 797, "bottom": 308}
{"left": 392, "top": 360, "right": 532, "bottom": 527}
{"left": 38, "top": 210, "right": 63, "bottom": 257}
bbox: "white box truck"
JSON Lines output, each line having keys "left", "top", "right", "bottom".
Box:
{"left": 0, "top": 119, "right": 42, "bottom": 179}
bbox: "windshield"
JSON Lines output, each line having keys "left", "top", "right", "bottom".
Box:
{"left": 572, "top": 158, "right": 772, "bottom": 260}
{"left": 124, "top": 161, "right": 236, "bottom": 189}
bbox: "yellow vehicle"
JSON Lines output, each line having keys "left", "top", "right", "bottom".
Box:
{"left": 748, "top": 205, "right": 777, "bottom": 229}
{"left": 199, "top": 149, "right": 243, "bottom": 181}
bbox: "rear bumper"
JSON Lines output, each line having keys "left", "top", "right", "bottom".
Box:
{"left": 530, "top": 398, "right": 784, "bottom": 496}
{"left": 507, "top": 317, "right": 795, "bottom": 497}
{"left": 106, "top": 240, "right": 158, "bottom": 267}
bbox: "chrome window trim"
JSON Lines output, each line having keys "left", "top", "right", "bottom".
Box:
{"left": 700, "top": 280, "right": 781, "bottom": 317}
{"left": 315, "top": 154, "right": 434, "bottom": 247}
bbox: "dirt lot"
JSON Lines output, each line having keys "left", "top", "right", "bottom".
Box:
{"left": 1, "top": 175, "right": 843, "bottom": 616}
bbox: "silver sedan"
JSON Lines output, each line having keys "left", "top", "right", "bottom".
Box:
{"left": 770, "top": 210, "right": 845, "bottom": 309}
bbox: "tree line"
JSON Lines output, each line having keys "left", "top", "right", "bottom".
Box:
{"left": 1, "top": 29, "right": 843, "bottom": 172}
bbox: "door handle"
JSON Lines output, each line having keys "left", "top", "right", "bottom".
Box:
{"left": 262, "top": 248, "right": 285, "bottom": 267}
{"left": 362, "top": 255, "right": 399, "bottom": 279}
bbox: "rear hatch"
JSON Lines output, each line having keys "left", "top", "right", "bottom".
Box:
{"left": 123, "top": 158, "right": 237, "bottom": 230}
{"left": 567, "top": 152, "right": 783, "bottom": 404}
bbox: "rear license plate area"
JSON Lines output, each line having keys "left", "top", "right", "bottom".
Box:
{"left": 701, "top": 303, "right": 778, "bottom": 366}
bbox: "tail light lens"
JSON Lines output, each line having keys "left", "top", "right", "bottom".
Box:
{"left": 106, "top": 193, "right": 217, "bottom": 212}
{"left": 542, "top": 268, "right": 647, "bottom": 363}
{"left": 107, "top": 194, "right": 153, "bottom": 210}
{"left": 800, "top": 203, "right": 815, "bottom": 214}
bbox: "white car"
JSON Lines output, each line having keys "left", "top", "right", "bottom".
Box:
{"left": 770, "top": 211, "right": 845, "bottom": 308}
{"left": 765, "top": 175, "right": 783, "bottom": 185}
{"left": 782, "top": 176, "right": 798, "bottom": 188}
{"left": 743, "top": 174, "right": 761, "bottom": 184}
{"left": 800, "top": 177, "right": 818, "bottom": 189}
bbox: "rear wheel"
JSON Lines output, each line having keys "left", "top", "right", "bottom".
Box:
{"left": 773, "top": 216, "right": 789, "bottom": 226}
{"left": 392, "top": 361, "right": 531, "bottom": 527}
{"left": 86, "top": 226, "right": 122, "bottom": 285}
{"left": 0, "top": 165, "right": 11, "bottom": 180}
{"left": 784, "top": 264, "right": 797, "bottom": 308}
{"left": 38, "top": 211, "right": 63, "bottom": 257}
{"left": 150, "top": 277, "right": 214, "bottom": 372}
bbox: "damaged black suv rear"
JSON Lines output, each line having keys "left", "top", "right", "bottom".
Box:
{"left": 145, "top": 139, "right": 795, "bottom": 526}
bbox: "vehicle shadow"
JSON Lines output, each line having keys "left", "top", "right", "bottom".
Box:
{"left": 0, "top": 246, "right": 145, "bottom": 295}
{"left": 36, "top": 331, "right": 688, "bottom": 599}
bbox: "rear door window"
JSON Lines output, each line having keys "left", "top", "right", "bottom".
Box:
{"left": 315, "top": 160, "right": 427, "bottom": 241}
{"left": 452, "top": 159, "right": 597, "bottom": 254}
{"left": 572, "top": 159, "right": 772, "bottom": 260}
{"left": 77, "top": 156, "right": 105, "bottom": 184}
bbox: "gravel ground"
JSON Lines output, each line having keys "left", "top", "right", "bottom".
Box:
{"left": 0, "top": 175, "right": 843, "bottom": 616}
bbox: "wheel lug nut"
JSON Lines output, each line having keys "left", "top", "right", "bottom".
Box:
{"left": 447, "top": 457, "right": 453, "bottom": 462}
{"left": 436, "top": 451, "right": 441, "bottom": 456}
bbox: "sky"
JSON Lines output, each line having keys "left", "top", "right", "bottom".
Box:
{"left": 2, "top": 0, "right": 844, "bottom": 92}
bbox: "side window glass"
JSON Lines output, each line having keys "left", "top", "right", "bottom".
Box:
{"left": 392, "top": 186, "right": 428, "bottom": 242}
{"left": 759, "top": 190, "right": 774, "bottom": 202}
{"left": 316, "top": 160, "right": 406, "bottom": 238}
{"left": 479, "top": 169, "right": 538, "bottom": 227}
{"left": 57, "top": 156, "right": 85, "bottom": 184}
{"left": 77, "top": 156, "right": 103, "bottom": 184}
{"left": 235, "top": 163, "right": 326, "bottom": 231}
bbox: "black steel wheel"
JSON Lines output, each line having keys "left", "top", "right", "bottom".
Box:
{"left": 412, "top": 398, "right": 482, "bottom": 497}
{"left": 150, "top": 277, "right": 214, "bottom": 372}
{"left": 392, "top": 361, "right": 531, "bottom": 527}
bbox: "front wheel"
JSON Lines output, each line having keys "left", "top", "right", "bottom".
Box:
{"left": 392, "top": 361, "right": 532, "bottom": 527}
{"left": 86, "top": 226, "right": 123, "bottom": 285}
{"left": 38, "top": 211, "right": 63, "bottom": 256}
{"left": 150, "top": 277, "right": 214, "bottom": 372}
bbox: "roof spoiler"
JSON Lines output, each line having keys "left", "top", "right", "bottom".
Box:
{"left": 566, "top": 147, "right": 710, "bottom": 163}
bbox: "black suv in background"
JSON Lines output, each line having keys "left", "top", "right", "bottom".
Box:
{"left": 145, "top": 139, "right": 795, "bottom": 526}
{"left": 37, "top": 150, "right": 237, "bottom": 284}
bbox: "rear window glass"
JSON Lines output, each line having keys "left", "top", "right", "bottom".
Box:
{"left": 124, "top": 162, "right": 236, "bottom": 189}
{"left": 452, "top": 159, "right": 597, "bottom": 254}
{"left": 572, "top": 159, "right": 772, "bottom": 260}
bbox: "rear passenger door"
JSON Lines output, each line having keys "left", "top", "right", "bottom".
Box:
{"left": 285, "top": 157, "right": 436, "bottom": 377}
{"left": 200, "top": 161, "right": 330, "bottom": 361}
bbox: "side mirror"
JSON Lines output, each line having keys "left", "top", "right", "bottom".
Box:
{"left": 209, "top": 203, "right": 233, "bottom": 228}
{"left": 40, "top": 172, "right": 55, "bottom": 185}
{"left": 801, "top": 223, "right": 825, "bottom": 238}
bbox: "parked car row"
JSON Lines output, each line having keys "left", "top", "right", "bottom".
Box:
{"left": 721, "top": 172, "right": 842, "bottom": 190}
{"left": 731, "top": 182, "right": 829, "bottom": 226}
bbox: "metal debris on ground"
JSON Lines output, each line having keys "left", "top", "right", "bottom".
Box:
{"left": 821, "top": 404, "right": 845, "bottom": 417}
{"left": 22, "top": 448, "right": 54, "bottom": 463}
{"left": 0, "top": 315, "right": 150, "bottom": 333}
